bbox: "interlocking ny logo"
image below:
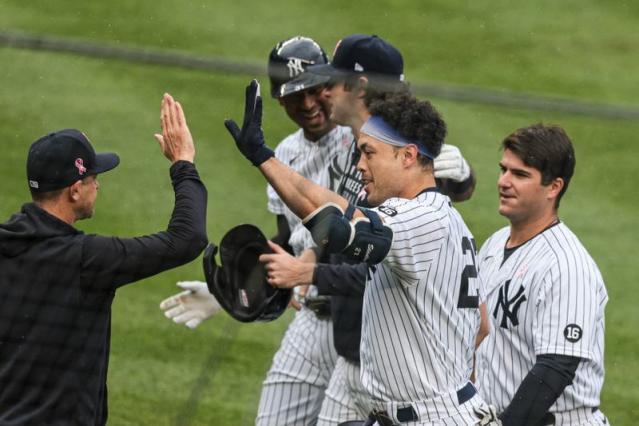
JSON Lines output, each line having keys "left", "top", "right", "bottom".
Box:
{"left": 287, "top": 58, "right": 305, "bottom": 77}
{"left": 493, "top": 279, "right": 527, "bottom": 329}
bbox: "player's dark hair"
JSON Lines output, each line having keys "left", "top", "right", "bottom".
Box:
{"left": 502, "top": 123, "right": 575, "bottom": 208}
{"left": 30, "top": 188, "right": 64, "bottom": 202}
{"left": 368, "top": 91, "right": 446, "bottom": 169}
{"left": 342, "top": 74, "right": 410, "bottom": 108}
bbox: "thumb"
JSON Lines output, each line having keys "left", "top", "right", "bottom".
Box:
{"left": 224, "top": 119, "right": 241, "bottom": 140}
{"left": 176, "top": 280, "right": 206, "bottom": 292}
{"left": 267, "top": 240, "right": 287, "bottom": 254}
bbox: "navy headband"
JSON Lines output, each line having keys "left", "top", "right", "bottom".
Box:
{"left": 360, "top": 115, "right": 434, "bottom": 159}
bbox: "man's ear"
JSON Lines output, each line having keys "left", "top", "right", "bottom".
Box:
{"left": 546, "top": 177, "right": 565, "bottom": 202}
{"left": 356, "top": 76, "right": 369, "bottom": 99}
{"left": 402, "top": 144, "right": 419, "bottom": 167}
{"left": 68, "top": 180, "right": 82, "bottom": 202}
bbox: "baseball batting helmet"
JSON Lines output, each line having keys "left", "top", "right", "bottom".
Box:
{"left": 268, "top": 36, "right": 329, "bottom": 98}
{"left": 203, "top": 224, "right": 291, "bottom": 322}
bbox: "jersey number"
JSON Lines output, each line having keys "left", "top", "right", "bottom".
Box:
{"left": 458, "top": 237, "right": 479, "bottom": 309}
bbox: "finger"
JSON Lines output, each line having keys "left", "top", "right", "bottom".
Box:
{"left": 185, "top": 318, "right": 202, "bottom": 329}
{"left": 160, "top": 95, "right": 169, "bottom": 137}
{"left": 243, "top": 82, "right": 256, "bottom": 126}
{"left": 259, "top": 253, "right": 274, "bottom": 264}
{"left": 289, "top": 298, "right": 302, "bottom": 311}
{"left": 176, "top": 281, "right": 205, "bottom": 292}
{"left": 154, "top": 133, "right": 165, "bottom": 150}
{"left": 159, "top": 290, "right": 190, "bottom": 310}
{"left": 267, "top": 240, "right": 287, "bottom": 254}
{"left": 172, "top": 311, "right": 196, "bottom": 325}
{"left": 224, "top": 119, "right": 241, "bottom": 140}
{"left": 254, "top": 94, "right": 263, "bottom": 128}
{"left": 164, "top": 304, "right": 186, "bottom": 319}
{"left": 175, "top": 101, "right": 185, "bottom": 128}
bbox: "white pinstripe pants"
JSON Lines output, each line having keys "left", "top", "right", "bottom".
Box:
{"left": 256, "top": 308, "right": 338, "bottom": 426}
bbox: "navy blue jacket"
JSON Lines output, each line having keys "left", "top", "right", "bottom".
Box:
{"left": 0, "top": 161, "right": 207, "bottom": 425}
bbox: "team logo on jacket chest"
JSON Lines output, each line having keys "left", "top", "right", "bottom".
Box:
{"left": 493, "top": 279, "right": 527, "bottom": 329}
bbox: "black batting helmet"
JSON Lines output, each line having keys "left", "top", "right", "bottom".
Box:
{"left": 268, "top": 36, "right": 329, "bottom": 98}
{"left": 203, "top": 224, "right": 291, "bottom": 322}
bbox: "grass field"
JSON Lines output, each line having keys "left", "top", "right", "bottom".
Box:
{"left": 1, "top": 1, "right": 638, "bottom": 424}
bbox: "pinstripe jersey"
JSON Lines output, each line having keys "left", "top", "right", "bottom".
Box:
{"left": 267, "top": 125, "right": 354, "bottom": 255}
{"left": 475, "top": 222, "right": 608, "bottom": 413}
{"left": 361, "top": 189, "right": 483, "bottom": 404}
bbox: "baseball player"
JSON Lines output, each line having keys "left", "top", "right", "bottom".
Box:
{"left": 260, "top": 34, "right": 481, "bottom": 426}
{"left": 474, "top": 124, "right": 609, "bottom": 425}
{"left": 225, "top": 80, "right": 489, "bottom": 424}
{"left": 162, "top": 36, "right": 351, "bottom": 425}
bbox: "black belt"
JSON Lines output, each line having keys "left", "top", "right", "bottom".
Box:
{"left": 304, "top": 296, "right": 331, "bottom": 319}
{"left": 367, "top": 382, "right": 477, "bottom": 425}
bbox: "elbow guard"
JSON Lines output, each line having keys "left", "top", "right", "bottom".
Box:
{"left": 303, "top": 203, "right": 393, "bottom": 265}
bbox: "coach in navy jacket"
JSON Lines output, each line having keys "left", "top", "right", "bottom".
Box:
{"left": 0, "top": 94, "right": 207, "bottom": 425}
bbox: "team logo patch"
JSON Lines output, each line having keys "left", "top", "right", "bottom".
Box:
{"left": 564, "top": 324, "right": 583, "bottom": 342}
{"left": 378, "top": 205, "right": 397, "bottom": 217}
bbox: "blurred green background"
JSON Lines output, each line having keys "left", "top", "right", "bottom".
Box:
{"left": 1, "top": 0, "right": 637, "bottom": 424}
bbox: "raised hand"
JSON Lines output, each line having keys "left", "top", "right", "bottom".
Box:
{"left": 224, "top": 80, "right": 274, "bottom": 166}
{"left": 154, "top": 93, "right": 195, "bottom": 164}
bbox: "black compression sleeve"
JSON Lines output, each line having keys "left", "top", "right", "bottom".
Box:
{"left": 499, "top": 354, "right": 581, "bottom": 426}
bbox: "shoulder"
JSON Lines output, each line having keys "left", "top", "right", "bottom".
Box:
{"left": 375, "top": 192, "right": 449, "bottom": 228}
{"left": 541, "top": 222, "right": 601, "bottom": 273}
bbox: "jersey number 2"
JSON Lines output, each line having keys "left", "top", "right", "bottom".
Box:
{"left": 458, "top": 237, "right": 479, "bottom": 309}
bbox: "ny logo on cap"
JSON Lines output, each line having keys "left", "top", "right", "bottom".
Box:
{"left": 287, "top": 58, "right": 305, "bottom": 77}
{"left": 75, "top": 158, "right": 87, "bottom": 175}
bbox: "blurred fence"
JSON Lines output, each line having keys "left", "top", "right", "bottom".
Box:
{"left": 2, "top": 30, "right": 639, "bottom": 121}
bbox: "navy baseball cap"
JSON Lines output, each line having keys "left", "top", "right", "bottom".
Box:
{"left": 308, "top": 34, "right": 404, "bottom": 81}
{"left": 27, "top": 129, "right": 120, "bottom": 192}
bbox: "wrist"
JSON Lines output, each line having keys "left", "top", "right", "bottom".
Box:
{"left": 296, "top": 262, "right": 315, "bottom": 286}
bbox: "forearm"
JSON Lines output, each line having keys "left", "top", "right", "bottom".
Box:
{"left": 259, "top": 157, "right": 349, "bottom": 219}
{"left": 437, "top": 169, "right": 476, "bottom": 202}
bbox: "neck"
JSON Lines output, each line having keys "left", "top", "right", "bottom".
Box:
{"left": 508, "top": 211, "right": 558, "bottom": 248}
{"left": 36, "top": 201, "right": 76, "bottom": 226}
{"left": 303, "top": 123, "right": 336, "bottom": 142}
{"left": 402, "top": 171, "right": 437, "bottom": 200}
{"left": 350, "top": 110, "right": 371, "bottom": 139}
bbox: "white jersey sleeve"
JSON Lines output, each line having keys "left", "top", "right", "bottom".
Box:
{"left": 533, "top": 234, "right": 605, "bottom": 360}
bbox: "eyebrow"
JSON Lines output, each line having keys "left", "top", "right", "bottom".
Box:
{"left": 358, "top": 142, "right": 369, "bottom": 152}
{"left": 500, "top": 162, "right": 532, "bottom": 177}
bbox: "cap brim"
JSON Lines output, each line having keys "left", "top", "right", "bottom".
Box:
{"left": 92, "top": 152, "right": 120, "bottom": 174}
{"left": 278, "top": 73, "right": 331, "bottom": 97}
{"left": 307, "top": 63, "right": 353, "bottom": 78}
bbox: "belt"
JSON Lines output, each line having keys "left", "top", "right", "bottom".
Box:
{"left": 369, "top": 382, "right": 477, "bottom": 425}
{"left": 304, "top": 295, "right": 331, "bottom": 319}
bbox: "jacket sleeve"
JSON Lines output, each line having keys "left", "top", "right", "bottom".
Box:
{"left": 313, "top": 258, "right": 368, "bottom": 297}
{"left": 80, "top": 161, "right": 208, "bottom": 290}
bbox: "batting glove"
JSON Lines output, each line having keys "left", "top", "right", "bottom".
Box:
{"left": 434, "top": 144, "right": 471, "bottom": 182}
{"left": 224, "top": 80, "right": 275, "bottom": 167}
{"left": 159, "top": 281, "right": 222, "bottom": 329}
{"left": 474, "top": 404, "right": 502, "bottom": 426}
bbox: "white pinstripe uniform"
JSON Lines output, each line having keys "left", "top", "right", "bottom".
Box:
{"left": 475, "top": 223, "right": 609, "bottom": 425}
{"left": 361, "top": 190, "right": 488, "bottom": 425}
{"left": 257, "top": 125, "right": 355, "bottom": 426}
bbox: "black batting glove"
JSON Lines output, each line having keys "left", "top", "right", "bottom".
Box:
{"left": 224, "top": 80, "right": 275, "bottom": 167}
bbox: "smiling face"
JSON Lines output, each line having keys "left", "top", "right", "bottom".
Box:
{"left": 279, "top": 85, "right": 333, "bottom": 141}
{"left": 355, "top": 134, "right": 406, "bottom": 206}
{"left": 497, "top": 148, "right": 562, "bottom": 225}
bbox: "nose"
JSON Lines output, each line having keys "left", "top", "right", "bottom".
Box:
{"left": 497, "top": 171, "right": 510, "bottom": 189}
{"left": 356, "top": 151, "right": 366, "bottom": 173}
{"left": 301, "top": 92, "right": 317, "bottom": 110}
